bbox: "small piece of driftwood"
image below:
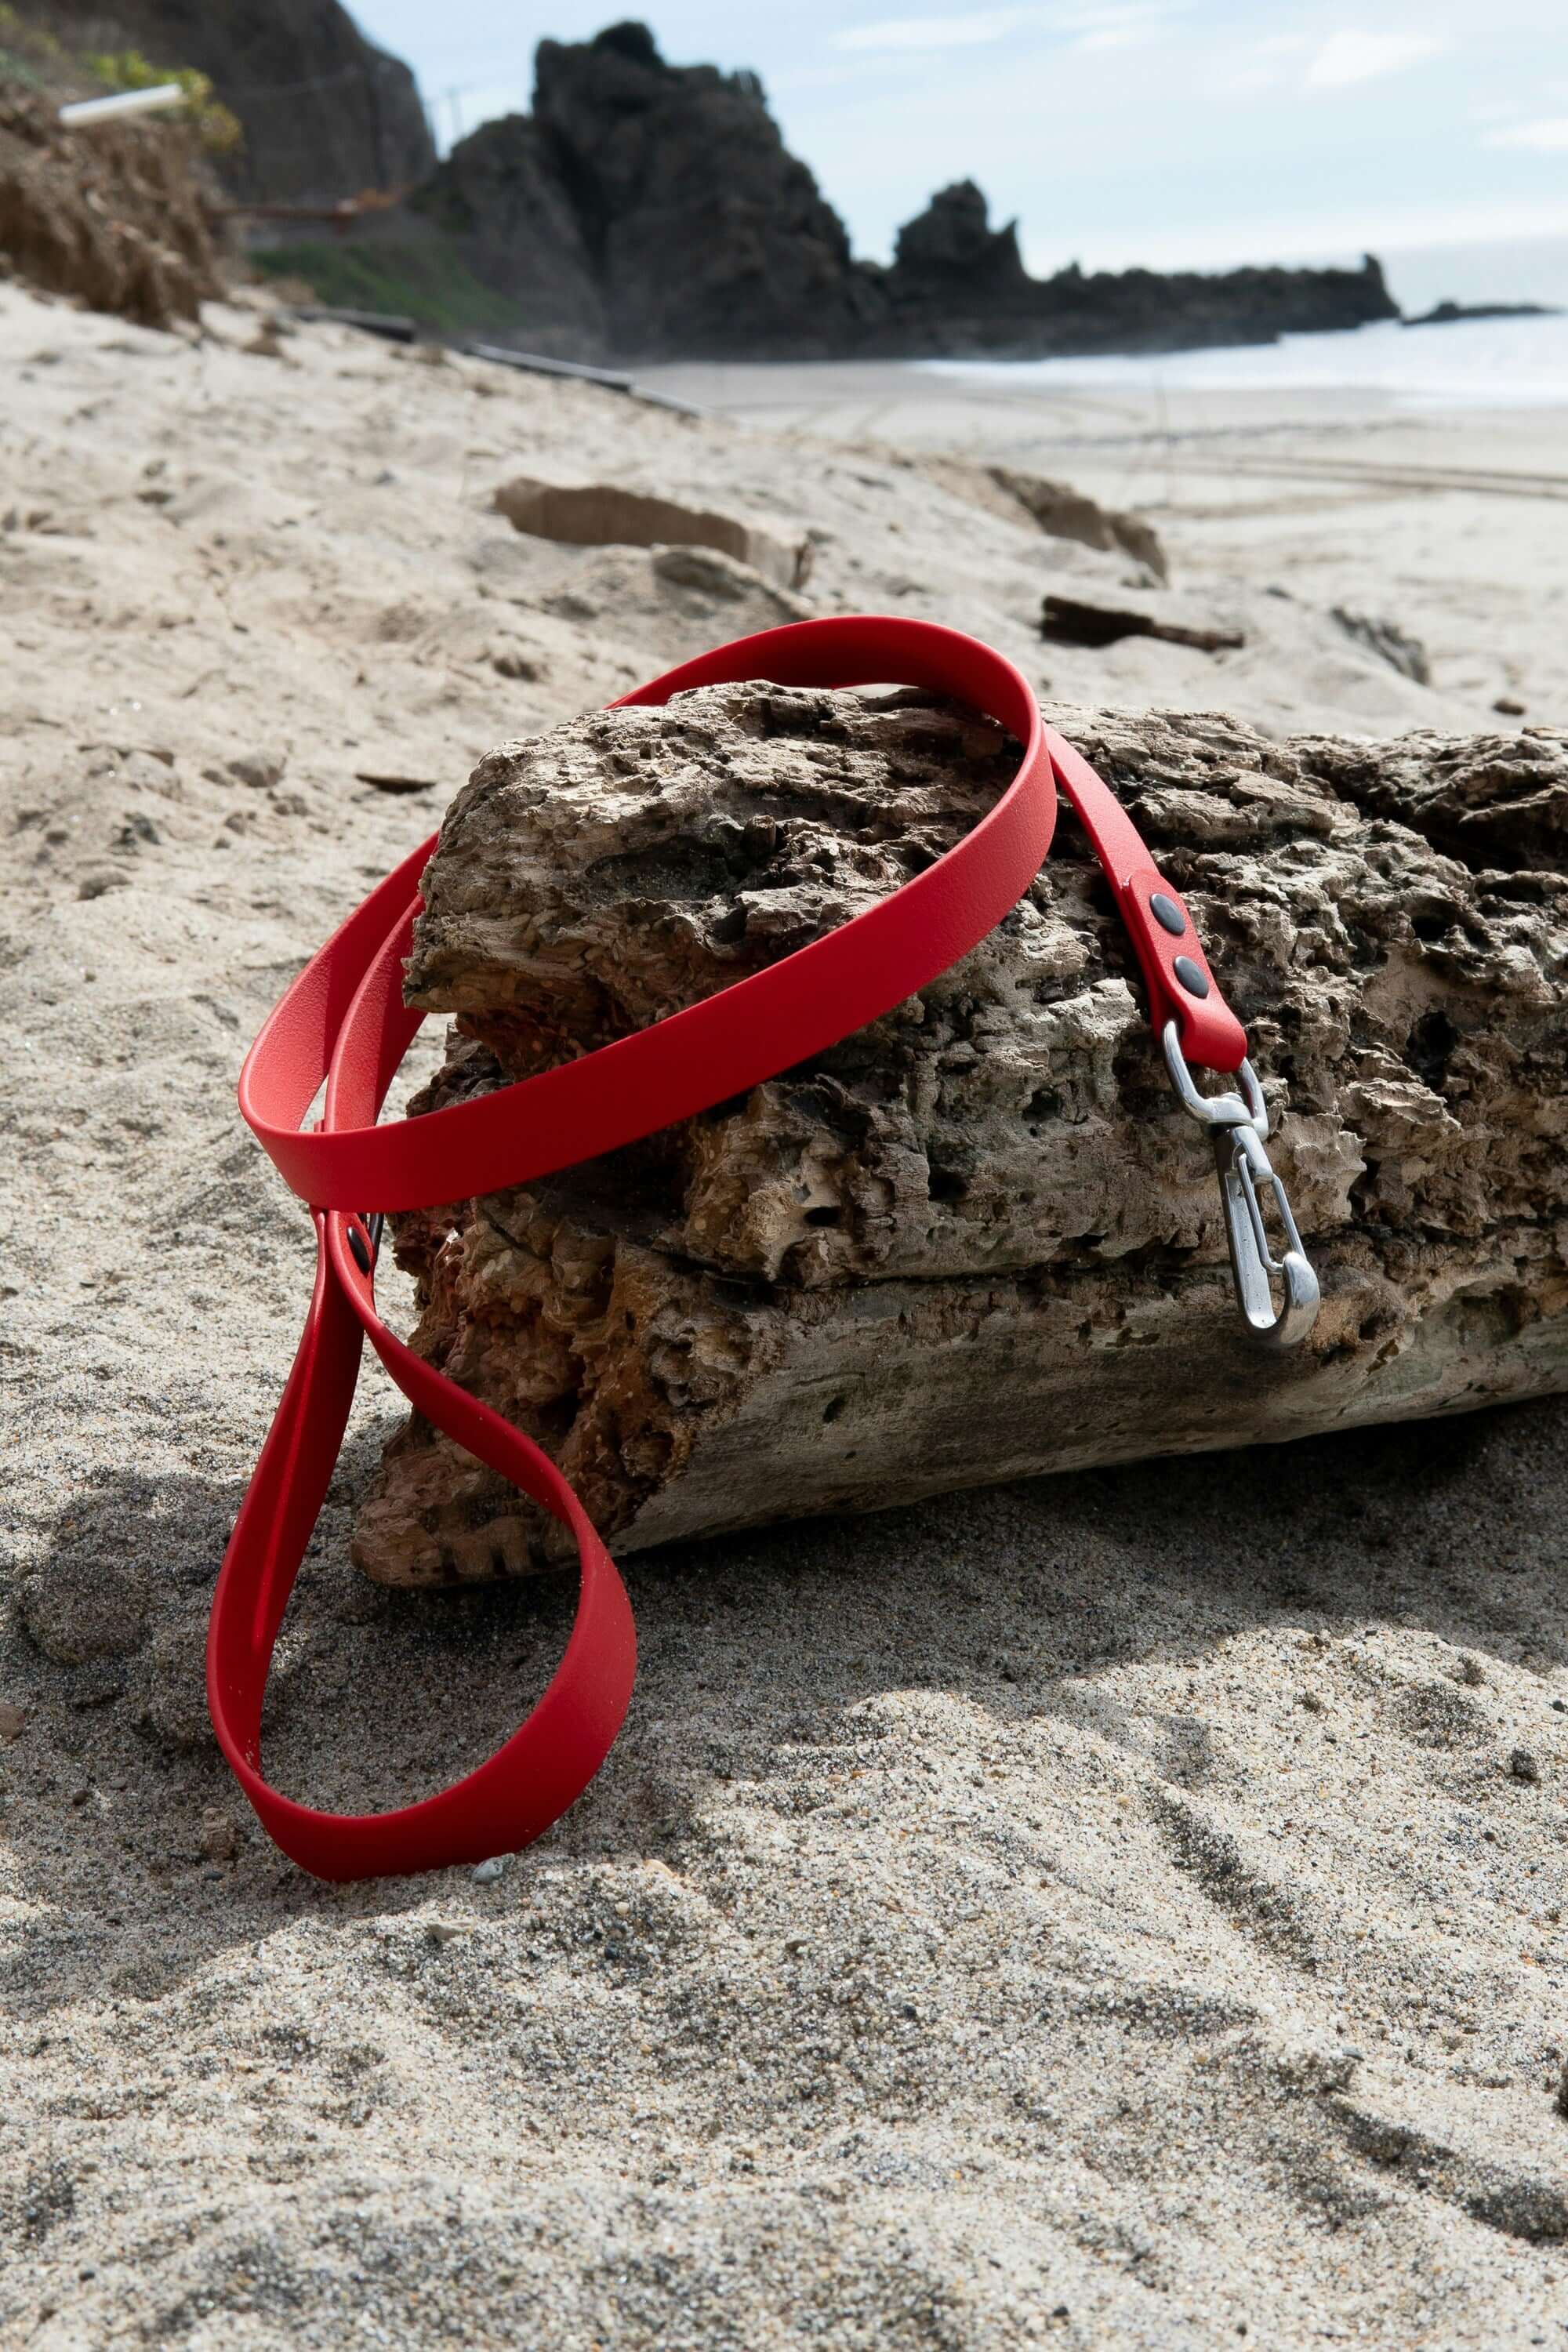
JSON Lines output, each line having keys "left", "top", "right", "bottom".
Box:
{"left": 1040, "top": 593, "right": 1245, "bottom": 654}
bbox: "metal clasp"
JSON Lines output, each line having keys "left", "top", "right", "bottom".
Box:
{"left": 1161, "top": 1022, "right": 1320, "bottom": 1348}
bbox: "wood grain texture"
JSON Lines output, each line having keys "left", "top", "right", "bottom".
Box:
{"left": 351, "top": 684, "right": 1568, "bottom": 1581}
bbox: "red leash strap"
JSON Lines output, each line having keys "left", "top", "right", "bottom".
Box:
{"left": 208, "top": 618, "right": 1270, "bottom": 1882}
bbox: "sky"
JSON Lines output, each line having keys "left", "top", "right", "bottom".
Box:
{"left": 350, "top": 2, "right": 1568, "bottom": 305}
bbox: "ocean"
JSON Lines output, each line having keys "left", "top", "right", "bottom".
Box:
{"left": 925, "top": 308, "right": 1568, "bottom": 412}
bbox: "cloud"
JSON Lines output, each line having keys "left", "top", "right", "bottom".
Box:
{"left": 1072, "top": 23, "right": 1152, "bottom": 53}
{"left": 1054, "top": 0, "right": 1185, "bottom": 44}
{"left": 1204, "top": 29, "right": 1311, "bottom": 99}
{"left": 1305, "top": 31, "right": 1451, "bottom": 90}
{"left": 831, "top": 9, "right": 1034, "bottom": 51}
{"left": 829, "top": 2, "right": 1179, "bottom": 56}
{"left": 1484, "top": 115, "right": 1568, "bottom": 150}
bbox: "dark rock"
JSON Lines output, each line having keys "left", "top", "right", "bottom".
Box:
{"left": 989, "top": 249, "right": 1398, "bottom": 360}
{"left": 1405, "top": 299, "right": 1558, "bottom": 328}
{"left": 410, "top": 113, "right": 607, "bottom": 358}
{"left": 416, "top": 27, "right": 1399, "bottom": 363}
{"left": 879, "top": 189, "right": 1394, "bottom": 358}
{"left": 44, "top": 0, "right": 434, "bottom": 205}
{"left": 888, "top": 180, "right": 1034, "bottom": 309}
{"left": 528, "top": 24, "right": 884, "bottom": 361}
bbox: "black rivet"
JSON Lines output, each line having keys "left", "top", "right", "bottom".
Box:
{"left": 1173, "top": 955, "right": 1210, "bottom": 999}
{"left": 348, "top": 1225, "right": 372, "bottom": 1276}
{"left": 1149, "top": 891, "right": 1186, "bottom": 936}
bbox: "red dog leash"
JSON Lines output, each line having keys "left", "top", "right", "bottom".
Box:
{"left": 209, "top": 617, "right": 1317, "bottom": 1880}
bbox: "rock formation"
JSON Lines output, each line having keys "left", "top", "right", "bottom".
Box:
{"left": 7, "top": 11, "right": 1400, "bottom": 358}
{"left": 41, "top": 0, "right": 434, "bottom": 203}
{"left": 888, "top": 180, "right": 1035, "bottom": 313}
{"left": 407, "top": 111, "right": 606, "bottom": 358}
{"left": 415, "top": 22, "right": 884, "bottom": 361}
{"left": 528, "top": 21, "right": 887, "bottom": 360}
{"left": 1405, "top": 299, "right": 1557, "bottom": 328}
{"left": 0, "top": 89, "right": 219, "bottom": 328}
{"left": 349, "top": 686, "right": 1568, "bottom": 1584}
{"left": 405, "top": 24, "right": 1399, "bottom": 361}
{"left": 953, "top": 248, "right": 1398, "bottom": 360}
{"left": 872, "top": 183, "right": 1395, "bottom": 358}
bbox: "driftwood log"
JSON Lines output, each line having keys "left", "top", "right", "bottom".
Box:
{"left": 351, "top": 684, "right": 1568, "bottom": 1583}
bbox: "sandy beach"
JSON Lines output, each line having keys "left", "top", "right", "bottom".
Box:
{"left": 642, "top": 347, "right": 1568, "bottom": 730}
{"left": 2, "top": 281, "right": 1568, "bottom": 2349}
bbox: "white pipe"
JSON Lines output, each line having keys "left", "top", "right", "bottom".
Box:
{"left": 59, "top": 85, "right": 185, "bottom": 127}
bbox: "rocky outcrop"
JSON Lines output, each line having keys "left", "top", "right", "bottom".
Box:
{"left": 405, "top": 25, "right": 1399, "bottom": 363}
{"left": 0, "top": 89, "right": 219, "bottom": 327}
{"left": 18, "top": 9, "right": 1399, "bottom": 359}
{"left": 887, "top": 180, "right": 1034, "bottom": 310}
{"left": 350, "top": 686, "right": 1568, "bottom": 1584}
{"left": 413, "top": 24, "right": 880, "bottom": 361}
{"left": 878, "top": 179, "right": 1395, "bottom": 354}
{"left": 408, "top": 112, "right": 606, "bottom": 358}
{"left": 531, "top": 21, "right": 885, "bottom": 361}
{"left": 42, "top": 0, "right": 434, "bottom": 203}
{"left": 882, "top": 220, "right": 1396, "bottom": 359}
{"left": 1405, "top": 299, "right": 1556, "bottom": 328}
{"left": 879, "top": 179, "right": 1292, "bottom": 355}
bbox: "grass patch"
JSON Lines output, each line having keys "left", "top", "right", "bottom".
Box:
{"left": 251, "top": 235, "right": 523, "bottom": 340}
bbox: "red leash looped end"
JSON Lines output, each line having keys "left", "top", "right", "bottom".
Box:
{"left": 209, "top": 616, "right": 1282, "bottom": 1883}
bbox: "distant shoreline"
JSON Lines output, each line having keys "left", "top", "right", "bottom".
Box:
{"left": 639, "top": 311, "right": 1568, "bottom": 423}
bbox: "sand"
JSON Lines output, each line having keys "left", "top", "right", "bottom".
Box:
{"left": 2, "top": 281, "right": 1567, "bottom": 2349}
{"left": 641, "top": 357, "right": 1568, "bottom": 730}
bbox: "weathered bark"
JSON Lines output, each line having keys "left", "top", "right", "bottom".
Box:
{"left": 351, "top": 685, "right": 1568, "bottom": 1584}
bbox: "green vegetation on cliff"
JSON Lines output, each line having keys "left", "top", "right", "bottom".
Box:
{"left": 252, "top": 234, "right": 523, "bottom": 338}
